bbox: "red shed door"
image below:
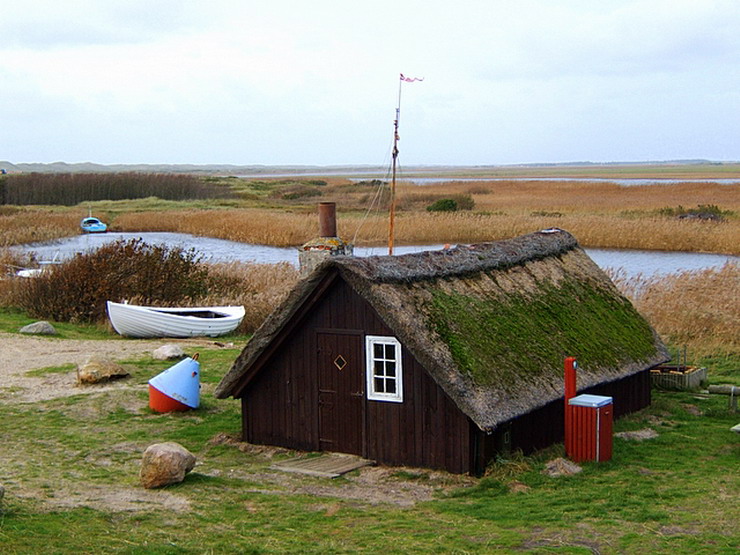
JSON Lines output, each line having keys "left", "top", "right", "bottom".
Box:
{"left": 317, "top": 332, "right": 364, "bottom": 455}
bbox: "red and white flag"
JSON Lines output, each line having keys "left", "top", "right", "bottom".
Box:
{"left": 400, "top": 73, "right": 424, "bottom": 82}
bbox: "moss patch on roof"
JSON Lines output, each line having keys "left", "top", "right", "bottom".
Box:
{"left": 428, "top": 276, "right": 657, "bottom": 389}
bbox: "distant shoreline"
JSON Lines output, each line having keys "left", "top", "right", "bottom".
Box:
{"left": 3, "top": 159, "right": 740, "bottom": 180}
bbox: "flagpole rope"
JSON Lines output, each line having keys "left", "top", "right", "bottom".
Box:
{"left": 353, "top": 73, "right": 422, "bottom": 251}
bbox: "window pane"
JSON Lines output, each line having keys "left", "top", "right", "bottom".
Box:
{"left": 374, "top": 343, "right": 384, "bottom": 358}
{"left": 385, "top": 344, "right": 395, "bottom": 359}
{"left": 374, "top": 360, "right": 384, "bottom": 376}
{"left": 374, "top": 377, "right": 384, "bottom": 393}
{"left": 386, "top": 379, "right": 396, "bottom": 394}
{"left": 386, "top": 362, "right": 396, "bottom": 377}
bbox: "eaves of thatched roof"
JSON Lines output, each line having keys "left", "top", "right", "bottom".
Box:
{"left": 216, "top": 229, "right": 669, "bottom": 431}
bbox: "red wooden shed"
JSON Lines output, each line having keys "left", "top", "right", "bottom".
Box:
{"left": 216, "top": 230, "right": 668, "bottom": 474}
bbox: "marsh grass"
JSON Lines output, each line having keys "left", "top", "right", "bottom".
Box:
{"left": 611, "top": 263, "right": 739, "bottom": 357}
{"left": 0, "top": 172, "right": 228, "bottom": 205}
{"left": 205, "top": 261, "right": 298, "bottom": 333}
{"left": 1, "top": 178, "right": 738, "bottom": 254}
{"left": 0, "top": 210, "right": 80, "bottom": 247}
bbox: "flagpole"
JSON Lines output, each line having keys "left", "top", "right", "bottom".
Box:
{"left": 388, "top": 77, "right": 402, "bottom": 256}
{"left": 388, "top": 74, "right": 422, "bottom": 256}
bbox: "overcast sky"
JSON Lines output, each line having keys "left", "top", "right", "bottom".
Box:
{"left": 2, "top": 1, "right": 739, "bottom": 166}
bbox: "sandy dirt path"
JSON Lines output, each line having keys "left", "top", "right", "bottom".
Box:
{"left": 0, "top": 332, "right": 212, "bottom": 404}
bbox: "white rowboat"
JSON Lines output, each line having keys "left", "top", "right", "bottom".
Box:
{"left": 106, "top": 301, "right": 245, "bottom": 338}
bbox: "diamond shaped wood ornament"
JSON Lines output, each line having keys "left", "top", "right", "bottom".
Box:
{"left": 334, "top": 355, "right": 347, "bottom": 371}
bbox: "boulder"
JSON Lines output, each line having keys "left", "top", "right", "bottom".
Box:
{"left": 76, "top": 356, "right": 130, "bottom": 385}
{"left": 140, "top": 442, "right": 196, "bottom": 489}
{"left": 542, "top": 457, "right": 582, "bottom": 477}
{"left": 19, "top": 321, "right": 57, "bottom": 335}
{"left": 152, "top": 344, "right": 186, "bottom": 361}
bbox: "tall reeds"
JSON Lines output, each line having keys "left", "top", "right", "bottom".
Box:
{"left": 0, "top": 210, "right": 80, "bottom": 247}
{"left": 0, "top": 173, "right": 229, "bottom": 205}
{"left": 111, "top": 208, "right": 739, "bottom": 254}
{"left": 203, "top": 262, "right": 298, "bottom": 333}
{"left": 1, "top": 178, "right": 737, "bottom": 253}
{"left": 610, "top": 263, "right": 739, "bottom": 356}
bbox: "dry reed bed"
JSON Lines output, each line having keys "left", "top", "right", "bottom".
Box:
{"left": 113, "top": 209, "right": 740, "bottom": 254}
{"left": 402, "top": 180, "right": 740, "bottom": 213}
{"left": 612, "top": 263, "right": 739, "bottom": 356}
{"left": 202, "top": 262, "right": 298, "bottom": 333}
{"left": 0, "top": 210, "right": 80, "bottom": 247}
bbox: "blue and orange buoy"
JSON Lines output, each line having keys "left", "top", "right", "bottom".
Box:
{"left": 148, "top": 353, "right": 201, "bottom": 412}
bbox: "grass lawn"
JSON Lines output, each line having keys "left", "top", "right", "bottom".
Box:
{"left": 0, "top": 331, "right": 737, "bottom": 554}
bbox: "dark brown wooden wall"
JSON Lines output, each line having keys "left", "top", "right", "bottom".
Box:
{"left": 240, "top": 275, "right": 473, "bottom": 474}
{"left": 473, "top": 369, "right": 652, "bottom": 474}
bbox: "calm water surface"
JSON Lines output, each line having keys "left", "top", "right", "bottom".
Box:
{"left": 238, "top": 172, "right": 740, "bottom": 187}
{"left": 15, "top": 232, "right": 738, "bottom": 279}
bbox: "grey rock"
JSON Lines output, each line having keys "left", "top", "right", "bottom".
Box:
{"left": 542, "top": 457, "right": 583, "bottom": 477}
{"left": 152, "top": 344, "right": 186, "bottom": 361}
{"left": 19, "top": 321, "right": 57, "bottom": 335}
{"left": 140, "top": 442, "right": 196, "bottom": 489}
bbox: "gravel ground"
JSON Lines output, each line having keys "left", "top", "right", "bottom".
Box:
{"left": 0, "top": 331, "right": 211, "bottom": 404}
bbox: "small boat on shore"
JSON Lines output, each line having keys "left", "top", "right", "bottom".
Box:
{"left": 81, "top": 216, "right": 107, "bottom": 233}
{"left": 106, "top": 301, "right": 245, "bottom": 338}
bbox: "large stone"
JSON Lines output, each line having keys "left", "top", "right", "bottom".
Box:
{"left": 19, "top": 321, "right": 57, "bottom": 335}
{"left": 140, "top": 442, "right": 196, "bottom": 489}
{"left": 0, "top": 483, "right": 5, "bottom": 503}
{"left": 542, "top": 457, "right": 583, "bottom": 477}
{"left": 76, "top": 356, "right": 130, "bottom": 385}
{"left": 152, "top": 344, "right": 186, "bottom": 361}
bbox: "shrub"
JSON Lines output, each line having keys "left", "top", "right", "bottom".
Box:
{"left": 530, "top": 211, "right": 563, "bottom": 218}
{"left": 280, "top": 186, "right": 323, "bottom": 200}
{"left": 12, "top": 239, "right": 210, "bottom": 323}
{"left": 658, "top": 204, "right": 733, "bottom": 221}
{"left": 426, "top": 194, "right": 475, "bottom": 212}
{"left": 427, "top": 198, "right": 459, "bottom": 212}
{"left": 453, "top": 193, "right": 476, "bottom": 211}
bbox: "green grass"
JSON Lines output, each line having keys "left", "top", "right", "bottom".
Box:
{"left": 0, "top": 307, "right": 113, "bottom": 339}
{"left": 698, "top": 351, "right": 740, "bottom": 386}
{"left": 1, "top": 315, "right": 738, "bottom": 553}
{"left": 25, "top": 363, "right": 77, "bottom": 377}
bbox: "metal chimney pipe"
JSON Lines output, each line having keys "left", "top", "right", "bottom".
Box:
{"left": 318, "top": 202, "right": 337, "bottom": 237}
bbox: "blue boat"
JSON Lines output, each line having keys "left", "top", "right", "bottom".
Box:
{"left": 80, "top": 216, "right": 107, "bottom": 233}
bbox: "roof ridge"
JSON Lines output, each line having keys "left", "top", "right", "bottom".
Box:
{"left": 331, "top": 229, "right": 578, "bottom": 283}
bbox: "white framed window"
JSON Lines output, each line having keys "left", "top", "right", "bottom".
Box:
{"left": 365, "top": 335, "right": 403, "bottom": 403}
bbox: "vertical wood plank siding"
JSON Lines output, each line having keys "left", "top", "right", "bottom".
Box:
{"left": 240, "top": 273, "right": 652, "bottom": 475}
{"left": 473, "top": 369, "right": 652, "bottom": 474}
{"left": 240, "top": 276, "right": 472, "bottom": 474}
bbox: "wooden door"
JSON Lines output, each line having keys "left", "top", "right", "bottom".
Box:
{"left": 317, "top": 332, "right": 364, "bottom": 455}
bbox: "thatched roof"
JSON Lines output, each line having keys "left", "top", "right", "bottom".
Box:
{"left": 216, "top": 229, "right": 668, "bottom": 431}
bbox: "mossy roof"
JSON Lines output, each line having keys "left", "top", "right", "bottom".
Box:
{"left": 216, "top": 230, "right": 669, "bottom": 431}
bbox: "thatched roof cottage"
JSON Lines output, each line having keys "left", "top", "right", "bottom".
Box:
{"left": 216, "top": 229, "right": 668, "bottom": 474}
